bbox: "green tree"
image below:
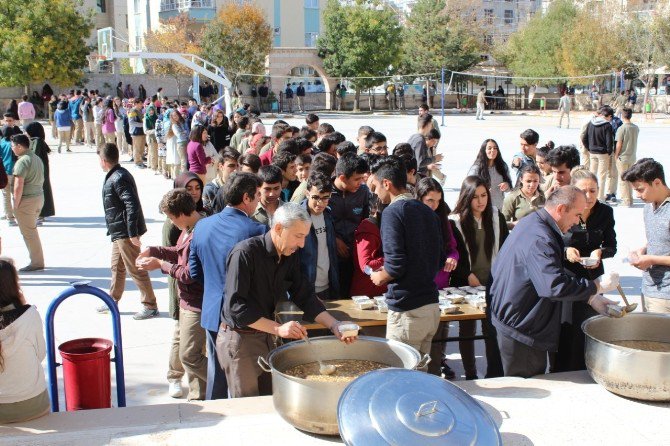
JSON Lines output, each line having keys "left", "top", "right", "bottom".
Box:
{"left": 495, "top": 0, "right": 578, "bottom": 80}
{"left": 144, "top": 14, "right": 202, "bottom": 99}
{"left": 557, "top": 2, "right": 629, "bottom": 85}
{"left": 201, "top": 2, "right": 273, "bottom": 88}
{"left": 621, "top": 11, "right": 670, "bottom": 108}
{"left": 0, "top": 0, "right": 92, "bottom": 88}
{"left": 401, "top": 0, "right": 481, "bottom": 74}
{"left": 318, "top": 0, "right": 402, "bottom": 110}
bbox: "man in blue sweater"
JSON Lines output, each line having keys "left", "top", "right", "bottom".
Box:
{"left": 369, "top": 157, "right": 444, "bottom": 356}
{"left": 189, "top": 172, "right": 266, "bottom": 399}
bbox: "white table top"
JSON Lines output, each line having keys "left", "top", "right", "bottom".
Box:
{"left": 2, "top": 371, "right": 668, "bottom": 445}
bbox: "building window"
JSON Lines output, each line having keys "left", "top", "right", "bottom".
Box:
{"left": 484, "top": 35, "right": 493, "bottom": 45}
{"left": 134, "top": 0, "right": 141, "bottom": 13}
{"left": 304, "top": 0, "right": 319, "bottom": 8}
{"left": 504, "top": 10, "right": 514, "bottom": 25}
{"left": 97, "top": 0, "right": 106, "bottom": 13}
{"left": 305, "top": 32, "right": 318, "bottom": 47}
{"left": 484, "top": 9, "right": 493, "bottom": 24}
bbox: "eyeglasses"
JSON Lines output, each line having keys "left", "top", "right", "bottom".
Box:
{"left": 309, "top": 195, "right": 332, "bottom": 203}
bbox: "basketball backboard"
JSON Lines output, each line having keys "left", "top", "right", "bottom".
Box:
{"left": 97, "top": 27, "right": 114, "bottom": 61}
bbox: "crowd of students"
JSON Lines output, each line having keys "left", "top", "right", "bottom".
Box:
{"left": 2, "top": 94, "right": 669, "bottom": 423}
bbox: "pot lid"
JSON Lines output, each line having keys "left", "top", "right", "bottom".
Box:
{"left": 337, "top": 368, "right": 501, "bottom": 446}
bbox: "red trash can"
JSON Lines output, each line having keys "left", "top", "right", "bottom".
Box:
{"left": 58, "top": 338, "right": 113, "bottom": 411}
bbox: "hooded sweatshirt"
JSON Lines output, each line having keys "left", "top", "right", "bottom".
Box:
{"left": 151, "top": 172, "right": 206, "bottom": 311}
{"left": 581, "top": 116, "right": 614, "bottom": 155}
{"left": 0, "top": 305, "right": 47, "bottom": 404}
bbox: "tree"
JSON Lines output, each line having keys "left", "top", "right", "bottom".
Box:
{"left": 201, "top": 3, "right": 272, "bottom": 88}
{"left": 318, "top": 0, "right": 403, "bottom": 110}
{"left": 494, "top": 0, "right": 578, "bottom": 80}
{"left": 622, "top": 10, "right": 670, "bottom": 109}
{"left": 400, "top": 0, "right": 481, "bottom": 107}
{"left": 560, "top": 8, "right": 626, "bottom": 79}
{"left": 401, "top": 0, "right": 481, "bottom": 74}
{"left": 0, "top": 0, "right": 92, "bottom": 88}
{"left": 144, "top": 14, "right": 202, "bottom": 99}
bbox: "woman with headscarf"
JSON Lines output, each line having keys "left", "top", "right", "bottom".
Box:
{"left": 24, "top": 122, "right": 54, "bottom": 222}
{"left": 190, "top": 111, "right": 206, "bottom": 130}
{"left": 143, "top": 105, "right": 159, "bottom": 173}
{"left": 116, "top": 82, "right": 123, "bottom": 99}
{"left": 247, "top": 121, "right": 267, "bottom": 155}
{"left": 156, "top": 172, "right": 208, "bottom": 399}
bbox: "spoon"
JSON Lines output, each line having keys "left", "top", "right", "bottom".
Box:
{"left": 303, "top": 336, "right": 336, "bottom": 375}
{"left": 616, "top": 285, "right": 638, "bottom": 314}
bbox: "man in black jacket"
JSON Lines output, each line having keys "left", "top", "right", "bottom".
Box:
{"left": 98, "top": 143, "right": 158, "bottom": 320}
{"left": 296, "top": 82, "right": 306, "bottom": 113}
{"left": 581, "top": 105, "right": 614, "bottom": 202}
{"left": 490, "top": 186, "right": 620, "bottom": 377}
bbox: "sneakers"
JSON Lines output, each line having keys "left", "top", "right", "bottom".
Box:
{"left": 135, "top": 163, "right": 147, "bottom": 169}
{"left": 96, "top": 303, "right": 116, "bottom": 314}
{"left": 8, "top": 219, "right": 17, "bottom": 227}
{"left": 133, "top": 307, "right": 159, "bottom": 320}
{"left": 18, "top": 265, "right": 44, "bottom": 272}
{"left": 169, "top": 381, "right": 184, "bottom": 398}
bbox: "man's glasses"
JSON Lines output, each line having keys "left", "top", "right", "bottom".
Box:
{"left": 309, "top": 195, "right": 332, "bottom": 203}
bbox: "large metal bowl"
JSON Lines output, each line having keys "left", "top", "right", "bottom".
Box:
{"left": 582, "top": 313, "right": 670, "bottom": 401}
{"left": 257, "top": 336, "right": 429, "bottom": 435}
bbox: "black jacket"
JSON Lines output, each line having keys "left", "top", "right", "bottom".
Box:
{"left": 102, "top": 164, "right": 147, "bottom": 241}
{"left": 490, "top": 209, "right": 597, "bottom": 351}
{"left": 562, "top": 201, "right": 617, "bottom": 280}
{"left": 208, "top": 121, "right": 229, "bottom": 152}
{"left": 581, "top": 116, "right": 614, "bottom": 155}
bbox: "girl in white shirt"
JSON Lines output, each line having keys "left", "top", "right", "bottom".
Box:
{"left": 0, "top": 258, "right": 49, "bottom": 423}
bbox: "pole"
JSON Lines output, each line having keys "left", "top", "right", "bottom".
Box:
{"left": 440, "top": 68, "right": 445, "bottom": 127}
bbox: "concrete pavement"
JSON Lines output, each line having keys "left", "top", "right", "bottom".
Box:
{"left": 3, "top": 111, "right": 666, "bottom": 408}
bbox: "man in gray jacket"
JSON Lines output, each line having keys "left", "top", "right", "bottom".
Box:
{"left": 490, "top": 186, "right": 620, "bottom": 378}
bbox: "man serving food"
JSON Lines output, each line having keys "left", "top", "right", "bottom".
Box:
{"left": 219, "top": 202, "right": 356, "bottom": 397}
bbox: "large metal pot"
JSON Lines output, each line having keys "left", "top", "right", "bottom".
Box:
{"left": 257, "top": 335, "right": 430, "bottom": 435}
{"left": 582, "top": 313, "right": 670, "bottom": 401}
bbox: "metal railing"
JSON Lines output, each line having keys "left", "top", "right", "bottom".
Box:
{"left": 160, "top": 0, "right": 214, "bottom": 12}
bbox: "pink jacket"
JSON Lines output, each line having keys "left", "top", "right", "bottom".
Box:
{"left": 187, "top": 141, "right": 210, "bottom": 174}
{"left": 17, "top": 101, "right": 35, "bottom": 120}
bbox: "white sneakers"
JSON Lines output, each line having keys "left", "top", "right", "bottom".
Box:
{"left": 169, "top": 381, "right": 184, "bottom": 398}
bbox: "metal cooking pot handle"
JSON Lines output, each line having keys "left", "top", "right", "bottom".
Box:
{"left": 414, "top": 353, "right": 432, "bottom": 369}
{"left": 257, "top": 356, "right": 272, "bottom": 373}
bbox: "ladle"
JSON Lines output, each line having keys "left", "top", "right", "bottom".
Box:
{"left": 616, "top": 285, "right": 638, "bottom": 314}
{"left": 303, "top": 336, "right": 336, "bottom": 375}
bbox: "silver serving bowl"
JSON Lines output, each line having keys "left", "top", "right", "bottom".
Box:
{"left": 257, "top": 336, "right": 429, "bottom": 435}
{"left": 582, "top": 313, "right": 670, "bottom": 401}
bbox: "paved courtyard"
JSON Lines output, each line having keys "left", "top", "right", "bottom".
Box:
{"left": 4, "top": 110, "right": 668, "bottom": 408}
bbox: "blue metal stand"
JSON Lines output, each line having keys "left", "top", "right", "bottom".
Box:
{"left": 44, "top": 282, "right": 126, "bottom": 412}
